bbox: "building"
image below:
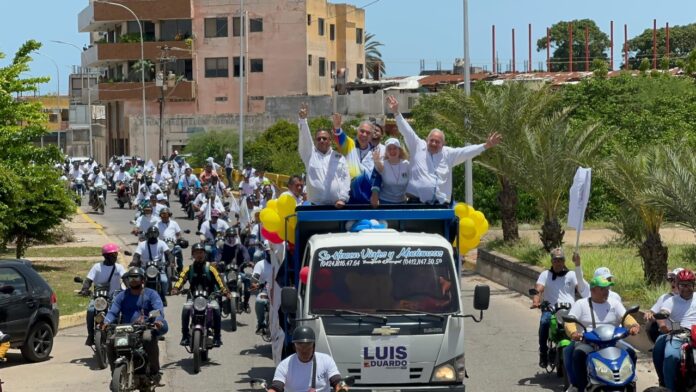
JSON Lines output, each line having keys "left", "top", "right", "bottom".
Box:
{"left": 66, "top": 67, "right": 107, "bottom": 162}
{"left": 78, "top": 0, "right": 365, "bottom": 161}
{"left": 23, "top": 95, "right": 70, "bottom": 151}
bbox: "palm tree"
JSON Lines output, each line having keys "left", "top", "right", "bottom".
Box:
{"left": 600, "top": 148, "right": 668, "bottom": 285}
{"left": 646, "top": 144, "right": 696, "bottom": 233}
{"left": 364, "top": 32, "right": 385, "bottom": 79}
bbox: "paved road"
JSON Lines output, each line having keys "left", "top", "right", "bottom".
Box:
{"left": 0, "top": 197, "right": 660, "bottom": 391}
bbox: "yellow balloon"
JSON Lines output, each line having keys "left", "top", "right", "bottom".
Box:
{"left": 459, "top": 235, "right": 480, "bottom": 251}
{"left": 287, "top": 218, "right": 297, "bottom": 244}
{"left": 470, "top": 210, "right": 485, "bottom": 226}
{"left": 459, "top": 217, "right": 476, "bottom": 239}
{"left": 260, "top": 208, "right": 281, "bottom": 232}
{"left": 278, "top": 193, "right": 297, "bottom": 218}
{"left": 266, "top": 199, "right": 278, "bottom": 212}
{"left": 454, "top": 203, "right": 471, "bottom": 219}
{"left": 478, "top": 218, "right": 489, "bottom": 235}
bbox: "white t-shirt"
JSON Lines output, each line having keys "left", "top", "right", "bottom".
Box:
{"left": 193, "top": 193, "right": 208, "bottom": 208}
{"left": 660, "top": 295, "right": 696, "bottom": 330}
{"left": 200, "top": 219, "right": 230, "bottom": 242}
{"left": 568, "top": 298, "right": 627, "bottom": 332}
{"left": 253, "top": 259, "right": 273, "bottom": 285}
{"left": 136, "top": 214, "right": 158, "bottom": 233}
{"left": 239, "top": 181, "right": 256, "bottom": 197}
{"left": 651, "top": 293, "right": 676, "bottom": 314}
{"left": 89, "top": 172, "right": 106, "bottom": 186}
{"left": 536, "top": 270, "right": 579, "bottom": 306}
{"left": 273, "top": 352, "right": 340, "bottom": 392}
{"left": 69, "top": 168, "right": 84, "bottom": 180}
{"left": 224, "top": 153, "right": 234, "bottom": 169}
{"left": 156, "top": 219, "right": 181, "bottom": 240}
{"left": 376, "top": 160, "right": 410, "bottom": 203}
{"left": 113, "top": 171, "right": 132, "bottom": 183}
{"left": 135, "top": 240, "right": 169, "bottom": 262}
{"left": 86, "top": 263, "right": 127, "bottom": 294}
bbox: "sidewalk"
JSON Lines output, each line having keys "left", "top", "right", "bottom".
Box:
{"left": 486, "top": 225, "right": 696, "bottom": 245}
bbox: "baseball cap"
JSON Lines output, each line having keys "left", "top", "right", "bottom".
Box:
{"left": 667, "top": 267, "right": 684, "bottom": 279}
{"left": 156, "top": 193, "right": 166, "bottom": 201}
{"left": 549, "top": 247, "right": 565, "bottom": 260}
{"left": 385, "top": 138, "right": 401, "bottom": 149}
{"left": 593, "top": 267, "right": 613, "bottom": 279}
{"left": 590, "top": 276, "right": 615, "bottom": 288}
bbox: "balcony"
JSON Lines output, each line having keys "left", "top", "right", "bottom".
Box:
{"left": 79, "top": 0, "right": 192, "bottom": 32}
{"left": 82, "top": 41, "right": 191, "bottom": 67}
{"left": 96, "top": 80, "right": 195, "bottom": 101}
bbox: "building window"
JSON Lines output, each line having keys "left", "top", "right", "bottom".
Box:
{"left": 233, "top": 56, "right": 246, "bottom": 77}
{"left": 308, "top": 54, "right": 312, "bottom": 66}
{"left": 318, "top": 18, "right": 325, "bottom": 36}
{"left": 232, "top": 17, "right": 246, "bottom": 37}
{"left": 127, "top": 21, "right": 155, "bottom": 41}
{"left": 330, "top": 61, "right": 336, "bottom": 77}
{"left": 330, "top": 24, "right": 335, "bottom": 41}
{"left": 250, "top": 59, "right": 263, "bottom": 73}
{"left": 357, "top": 63, "right": 364, "bottom": 79}
{"left": 160, "top": 19, "right": 192, "bottom": 41}
{"left": 215, "top": 96, "right": 228, "bottom": 102}
{"left": 356, "top": 27, "right": 363, "bottom": 44}
{"left": 204, "top": 57, "right": 228, "bottom": 78}
{"left": 204, "top": 17, "right": 228, "bottom": 38}
{"left": 172, "top": 59, "right": 193, "bottom": 81}
{"left": 319, "top": 57, "right": 326, "bottom": 77}
{"left": 250, "top": 18, "right": 263, "bottom": 33}
{"left": 307, "top": 14, "right": 312, "bottom": 26}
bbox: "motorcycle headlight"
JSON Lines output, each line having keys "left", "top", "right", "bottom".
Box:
{"left": 146, "top": 265, "right": 159, "bottom": 278}
{"left": 227, "top": 271, "right": 237, "bottom": 282}
{"left": 94, "top": 297, "right": 108, "bottom": 312}
{"left": 592, "top": 358, "right": 615, "bottom": 383}
{"left": 193, "top": 296, "right": 208, "bottom": 312}
{"left": 167, "top": 242, "right": 175, "bottom": 250}
{"left": 95, "top": 313, "right": 105, "bottom": 324}
{"left": 617, "top": 356, "right": 633, "bottom": 382}
{"left": 114, "top": 335, "right": 130, "bottom": 348}
{"left": 431, "top": 363, "right": 456, "bottom": 382}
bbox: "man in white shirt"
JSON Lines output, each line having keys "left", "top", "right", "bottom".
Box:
{"left": 156, "top": 207, "right": 184, "bottom": 274}
{"left": 239, "top": 175, "right": 257, "bottom": 198}
{"left": 88, "top": 167, "right": 108, "bottom": 206}
{"left": 154, "top": 193, "right": 168, "bottom": 216}
{"left": 200, "top": 210, "right": 230, "bottom": 262}
{"left": 113, "top": 165, "right": 132, "bottom": 185}
{"left": 69, "top": 162, "right": 85, "bottom": 194}
{"left": 198, "top": 191, "right": 226, "bottom": 221}
{"left": 224, "top": 150, "right": 234, "bottom": 187}
{"left": 297, "top": 103, "right": 350, "bottom": 207}
{"left": 645, "top": 268, "right": 684, "bottom": 342}
{"left": 332, "top": 114, "right": 376, "bottom": 204}
{"left": 281, "top": 175, "right": 305, "bottom": 206}
{"left": 132, "top": 204, "right": 158, "bottom": 239}
{"left": 578, "top": 267, "right": 622, "bottom": 303}
{"left": 386, "top": 95, "right": 501, "bottom": 204}
{"left": 131, "top": 226, "right": 172, "bottom": 305}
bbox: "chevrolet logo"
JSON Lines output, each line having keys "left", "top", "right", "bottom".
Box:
{"left": 372, "top": 326, "right": 400, "bottom": 336}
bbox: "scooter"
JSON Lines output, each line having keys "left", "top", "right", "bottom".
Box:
{"left": 654, "top": 312, "right": 696, "bottom": 392}
{"left": 562, "top": 306, "right": 640, "bottom": 392}
{"left": 529, "top": 288, "right": 571, "bottom": 388}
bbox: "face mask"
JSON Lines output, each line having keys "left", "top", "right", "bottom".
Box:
{"left": 148, "top": 237, "right": 158, "bottom": 244}
{"left": 103, "top": 255, "right": 117, "bottom": 266}
{"left": 550, "top": 268, "right": 569, "bottom": 280}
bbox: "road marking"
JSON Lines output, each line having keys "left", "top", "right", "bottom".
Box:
{"left": 76, "top": 207, "right": 107, "bottom": 238}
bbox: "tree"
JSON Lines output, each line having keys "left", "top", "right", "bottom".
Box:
{"left": 182, "top": 130, "right": 240, "bottom": 167}
{"left": 0, "top": 40, "right": 75, "bottom": 257}
{"left": 364, "top": 32, "right": 385, "bottom": 79}
{"left": 627, "top": 23, "right": 696, "bottom": 69}
{"left": 537, "top": 19, "right": 610, "bottom": 72}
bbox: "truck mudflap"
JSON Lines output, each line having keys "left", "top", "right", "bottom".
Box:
{"left": 347, "top": 385, "right": 465, "bottom": 392}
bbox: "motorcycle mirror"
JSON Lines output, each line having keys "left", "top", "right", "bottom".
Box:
{"left": 249, "top": 378, "right": 268, "bottom": 389}
{"left": 625, "top": 305, "right": 640, "bottom": 314}
{"left": 528, "top": 288, "right": 539, "bottom": 296}
{"left": 183, "top": 229, "right": 191, "bottom": 234}
{"left": 124, "top": 250, "right": 133, "bottom": 256}
{"left": 653, "top": 312, "right": 669, "bottom": 320}
{"left": 562, "top": 315, "right": 579, "bottom": 324}
{"left": 148, "top": 310, "right": 161, "bottom": 319}
{"left": 74, "top": 276, "right": 84, "bottom": 283}
{"left": 343, "top": 376, "right": 356, "bottom": 386}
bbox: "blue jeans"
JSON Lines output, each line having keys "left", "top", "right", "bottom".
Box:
{"left": 241, "top": 273, "right": 251, "bottom": 305}
{"left": 538, "top": 311, "right": 552, "bottom": 353}
{"left": 653, "top": 334, "right": 684, "bottom": 390}
{"left": 86, "top": 299, "right": 96, "bottom": 338}
{"left": 255, "top": 295, "right": 269, "bottom": 330}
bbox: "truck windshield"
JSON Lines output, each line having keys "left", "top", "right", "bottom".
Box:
{"left": 309, "top": 245, "right": 459, "bottom": 314}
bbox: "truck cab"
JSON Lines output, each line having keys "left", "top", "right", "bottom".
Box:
{"left": 279, "top": 204, "right": 490, "bottom": 391}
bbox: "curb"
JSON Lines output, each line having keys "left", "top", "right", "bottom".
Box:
{"left": 59, "top": 310, "right": 86, "bottom": 330}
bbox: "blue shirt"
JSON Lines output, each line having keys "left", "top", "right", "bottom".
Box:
{"left": 105, "top": 288, "right": 167, "bottom": 332}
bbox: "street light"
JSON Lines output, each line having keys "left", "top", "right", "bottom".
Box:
{"left": 95, "top": 0, "right": 148, "bottom": 161}
{"left": 463, "top": 0, "right": 473, "bottom": 206}
{"left": 36, "top": 52, "right": 61, "bottom": 151}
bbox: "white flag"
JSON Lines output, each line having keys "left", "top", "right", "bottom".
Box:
{"left": 567, "top": 167, "right": 592, "bottom": 232}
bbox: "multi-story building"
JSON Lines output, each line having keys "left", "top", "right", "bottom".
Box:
{"left": 24, "top": 95, "right": 70, "bottom": 151}
{"left": 78, "top": 0, "right": 365, "bottom": 161}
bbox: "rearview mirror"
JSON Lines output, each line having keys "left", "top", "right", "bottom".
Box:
{"left": 528, "top": 288, "right": 538, "bottom": 296}
{"left": 473, "top": 285, "right": 490, "bottom": 311}
{"left": 281, "top": 287, "right": 298, "bottom": 314}
{"left": 74, "top": 276, "right": 84, "bottom": 283}
{"left": 124, "top": 250, "right": 133, "bottom": 256}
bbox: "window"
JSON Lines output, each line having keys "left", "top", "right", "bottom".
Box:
{"left": 307, "top": 14, "right": 312, "bottom": 26}
{"left": 172, "top": 59, "right": 193, "bottom": 81}
{"left": 0, "top": 267, "right": 27, "bottom": 297}
{"left": 319, "top": 57, "right": 326, "bottom": 77}
{"left": 356, "top": 27, "right": 363, "bottom": 44}
{"left": 204, "top": 17, "right": 228, "bottom": 38}
{"left": 357, "top": 63, "right": 364, "bottom": 79}
{"left": 160, "top": 19, "right": 192, "bottom": 41}
{"left": 215, "top": 96, "right": 228, "bottom": 102}
{"left": 48, "top": 113, "right": 59, "bottom": 123}
{"left": 232, "top": 16, "right": 246, "bottom": 37}
{"left": 204, "top": 57, "right": 228, "bottom": 78}
{"left": 330, "top": 61, "right": 336, "bottom": 77}
{"left": 250, "top": 59, "right": 263, "bottom": 73}
{"left": 127, "top": 21, "right": 155, "bottom": 41}
{"left": 250, "top": 18, "right": 263, "bottom": 33}
{"left": 308, "top": 54, "right": 312, "bottom": 66}
{"left": 318, "top": 18, "right": 325, "bottom": 36}
{"left": 233, "top": 56, "right": 246, "bottom": 77}
{"left": 330, "top": 24, "right": 335, "bottom": 41}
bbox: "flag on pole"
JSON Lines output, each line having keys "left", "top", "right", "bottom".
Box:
{"left": 567, "top": 167, "right": 592, "bottom": 232}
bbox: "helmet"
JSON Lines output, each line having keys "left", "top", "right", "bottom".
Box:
{"left": 676, "top": 269, "right": 695, "bottom": 283}
{"left": 145, "top": 176, "right": 153, "bottom": 184}
{"left": 159, "top": 207, "right": 171, "bottom": 216}
{"left": 211, "top": 209, "right": 221, "bottom": 218}
{"left": 101, "top": 243, "right": 120, "bottom": 255}
{"left": 191, "top": 242, "right": 206, "bottom": 255}
{"left": 291, "top": 326, "right": 315, "bottom": 343}
{"left": 225, "top": 227, "right": 237, "bottom": 237}
{"left": 667, "top": 267, "right": 685, "bottom": 280}
{"left": 253, "top": 250, "right": 265, "bottom": 263}
{"left": 125, "top": 267, "right": 145, "bottom": 280}
{"left": 146, "top": 226, "right": 160, "bottom": 240}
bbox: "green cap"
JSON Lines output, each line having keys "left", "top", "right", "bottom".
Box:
{"left": 590, "top": 276, "right": 615, "bottom": 288}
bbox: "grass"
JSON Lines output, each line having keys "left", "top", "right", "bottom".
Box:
{"left": 0, "top": 246, "right": 102, "bottom": 259}
{"left": 28, "top": 259, "right": 94, "bottom": 316}
{"left": 483, "top": 238, "right": 696, "bottom": 309}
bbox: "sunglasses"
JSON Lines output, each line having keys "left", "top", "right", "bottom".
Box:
{"left": 678, "top": 282, "right": 695, "bottom": 288}
{"left": 316, "top": 136, "right": 329, "bottom": 141}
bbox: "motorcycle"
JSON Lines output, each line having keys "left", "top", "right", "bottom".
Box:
{"left": 116, "top": 182, "right": 133, "bottom": 209}
{"left": 562, "top": 306, "right": 640, "bottom": 392}
{"left": 184, "top": 186, "right": 197, "bottom": 220}
{"left": 251, "top": 276, "right": 271, "bottom": 343}
{"left": 75, "top": 277, "right": 114, "bottom": 370}
{"left": 529, "top": 288, "right": 571, "bottom": 388}
{"left": 250, "top": 376, "right": 354, "bottom": 391}
{"left": 654, "top": 312, "right": 696, "bottom": 392}
{"left": 90, "top": 183, "right": 106, "bottom": 214}
{"left": 164, "top": 237, "right": 189, "bottom": 285}
{"left": 218, "top": 262, "right": 246, "bottom": 331}
{"left": 182, "top": 288, "right": 217, "bottom": 374}
{"left": 108, "top": 310, "right": 161, "bottom": 392}
{"left": 144, "top": 257, "right": 167, "bottom": 305}
{"left": 158, "top": 178, "right": 173, "bottom": 200}
{"left": 73, "top": 177, "right": 85, "bottom": 205}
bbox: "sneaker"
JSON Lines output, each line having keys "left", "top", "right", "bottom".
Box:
{"left": 539, "top": 352, "right": 548, "bottom": 368}
{"left": 213, "top": 338, "right": 222, "bottom": 347}
{"left": 85, "top": 336, "right": 95, "bottom": 346}
{"left": 180, "top": 335, "right": 190, "bottom": 346}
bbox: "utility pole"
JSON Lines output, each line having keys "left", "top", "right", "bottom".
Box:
{"left": 157, "top": 45, "right": 175, "bottom": 160}
{"left": 238, "top": 0, "right": 245, "bottom": 168}
{"left": 463, "top": 0, "right": 473, "bottom": 207}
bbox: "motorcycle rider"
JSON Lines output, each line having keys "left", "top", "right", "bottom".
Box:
{"left": 252, "top": 245, "right": 272, "bottom": 334}
{"left": 653, "top": 268, "right": 696, "bottom": 391}
{"left": 269, "top": 326, "right": 349, "bottom": 392}
{"left": 131, "top": 226, "right": 173, "bottom": 306}
{"left": 530, "top": 248, "right": 585, "bottom": 368}
{"left": 200, "top": 209, "right": 230, "bottom": 262}
{"left": 177, "top": 166, "right": 200, "bottom": 207}
{"left": 156, "top": 207, "right": 185, "bottom": 274}
{"left": 154, "top": 193, "right": 169, "bottom": 215}
{"left": 219, "top": 227, "right": 251, "bottom": 309}
{"left": 88, "top": 166, "right": 108, "bottom": 206}
{"left": 102, "top": 266, "right": 167, "bottom": 382}
{"left": 199, "top": 162, "right": 218, "bottom": 184}
{"left": 564, "top": 276, "right": 640, "bottom": 392}
{"left": 198, "top": 190, "right": 227, "bottom": 223}
{"left": 645, "top": 268, "right": 684, "bottom": 343}
{"left": 209, "top": 174, "right": 227, "bottom": 198}
{"left": 113, "top": 165, "right": 132, "bottom": 187}
{"left": 578, "top": 267, "right": 622, "bottom": 302}
{"left": 80, "top": 243, "right": 127, "bottom": 346}
{"left": 69, "top": 162, "right": 85, "bottom": 191}
{"left": 132, "top": 204, "right": 157, "bottom": 239}
{"left": 138, "top": 175, "right": 162, "bottom": 198}
{"left": 171, "top": 243, "right": 231, "bottom": 348}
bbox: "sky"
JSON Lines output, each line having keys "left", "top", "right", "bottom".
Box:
{"left": 2, "top": 0, "right": 696, "bottom": 95}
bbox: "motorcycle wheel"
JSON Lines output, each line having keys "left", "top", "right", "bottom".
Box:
{"left": 118, "top": 201, "right": 124, "bottom": 209}
{"left": 187, "top": 206, "right": 194, "bottom": 220}
{"left": 192, "top": 329, "right": 202, "bottom": 374}
{"left": 110, "top": 363, "right": 128, "bottom": 392}
{"left": 230, "top": 307, "right": 237, "bottom": 332}
{"left": 221, "top": 298, "right": 230, "bottom": 318}
{"left": 95, "top": 329, "right": 108, "bottom": 370}
{"left": 545, "top": 342, "right": 556, "bottom": 374}
{"left": 99, "top": 201, "right": 105, "bottom": 215}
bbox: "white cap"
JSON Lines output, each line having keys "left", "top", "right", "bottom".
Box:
{"left": 594, "top": 267, "right": 613, "bottom": 279}
{"left": 384, "top": 138, "right": 401, "bottom": 149}
{"left": 668, "top": 267, "right": 684, "bottom": 279}
{"left": 156, "top": 194, "right": 166, "bottom": 201}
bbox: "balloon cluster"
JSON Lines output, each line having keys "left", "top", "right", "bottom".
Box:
{"left": 258, "top": 194, "right": 298, "bottom": 244}
{"left": 454, "top": 203, "right": 489, "bottom": 253}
